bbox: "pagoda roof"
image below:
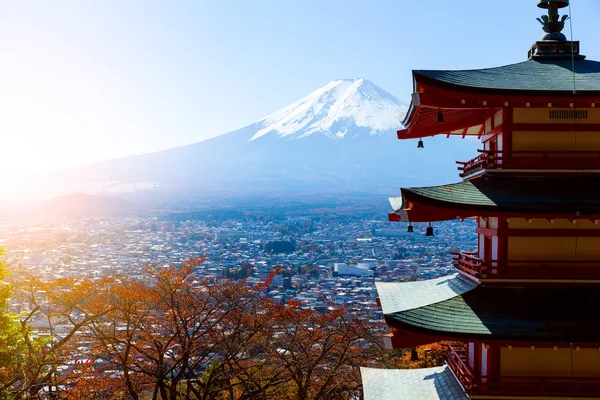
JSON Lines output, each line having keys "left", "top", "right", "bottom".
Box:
{"left": 376, "top": 274, "right": 476, "bottom": 315}
{"left": 414, "top": 59, "right": 600, "bottom": 94}
{"left": 379, "top": 278, "right": 600, "bottom": 342}
{"left": 389, "top": 175, "right": 600, "bottom": 222}
{"left": 398, "top": 58, "right": 600, "bottom": 139}
{"left": 361, "top": 365, "right": 467, "bottom": 400}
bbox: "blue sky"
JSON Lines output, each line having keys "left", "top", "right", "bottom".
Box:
{"left": 0, "top": 0, "right": 598, "bottom": 176}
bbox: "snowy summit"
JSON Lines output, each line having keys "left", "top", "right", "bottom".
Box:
{"left": 249, "top": 78, "right": 408, "bottom": 141}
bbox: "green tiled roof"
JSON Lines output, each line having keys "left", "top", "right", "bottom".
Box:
{"left": 385, "top": 284, "right": 600, "bottom": 342}
{"left": 415, "top": 59, "right": 600, "bottom": 92}
{"left": 401, "top": 175, "right": 600, "bottom": 214}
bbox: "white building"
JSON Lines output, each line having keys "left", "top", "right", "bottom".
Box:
{"left": 333, "top": 263, "right": 374, "bottom": 277}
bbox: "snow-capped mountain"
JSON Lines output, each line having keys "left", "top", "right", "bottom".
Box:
{"left": 38, "top": 78, "right": 478, "bottom": 206}
{"left": 250, "top": 78, "right": 406, "bottom": 141}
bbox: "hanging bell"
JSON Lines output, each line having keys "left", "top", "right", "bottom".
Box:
{"left": 410, "top": 348, "right": 419, "bottom": 362}
{"left": 425, "top": 223, "right": 435, "bottom": 237}
{"left": 436, "top": 109, "right": 445, "bottom": 124}
{"left": 537, "top": 0, "right": 569, "bottom": 9}
{"left": 417, "top": 139, "right": 424, "bottom": 149}
{"left": 407, "top": 224, "right": 414, "bottom": 233}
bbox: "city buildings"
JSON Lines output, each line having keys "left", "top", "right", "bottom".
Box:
{"left": 1, "top": 211, "right": 474, "bottom": 315}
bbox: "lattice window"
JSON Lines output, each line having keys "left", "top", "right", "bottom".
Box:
{"left": 549, "top": 109, "right": 589, "bottom": 120}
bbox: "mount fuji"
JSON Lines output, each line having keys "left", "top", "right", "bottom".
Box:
{"left": 44, "top": 78, "right": 478, "bottom": 206}
{"left": 249, "top": 78, "right": 404, "bottom": 141}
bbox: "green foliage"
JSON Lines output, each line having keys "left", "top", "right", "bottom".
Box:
{"left": 0, "top": 249, "right": 38, "bottom": 399}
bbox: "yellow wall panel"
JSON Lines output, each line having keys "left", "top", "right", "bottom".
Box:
{"left": 578, "top": 219, "right": 600, "bottom": 229}
{"left": 513, "top": 108, "right": 600, "bottom": 124}
{"left": 508, "top": 237, "right": 576, "bottom": 260}
{"left": 508, "top": 218, "right": 600, "bottom": 230}
{"left": 576, "top": 131, "right": 600, "bottom": 150}
{"left": 501, "top": 348, "right": 571, "bottom": 377}
{"left": 575, "top": 238, "right": 600, "bottom": 260}
{"left": 501, "top": 348, "right": 600, "bottom": 378}
{"left": 574, "top": 350, "right": 600, "bottom": 376}
{"left": 512, "top": 130, "right": 600, "bottom": 151}
{"left": 508, "top": 237, "right": 600, "bottom": 260}
{"left": 512, "top": 131, "right": 575, "bottom": 151}
{"left": 508, "top": 218, "right": 574, "bottom": 229}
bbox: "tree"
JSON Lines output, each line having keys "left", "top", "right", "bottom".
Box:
{"left": 9, "top": 257, "right": 407, "bottom": 399}
{"left": 264, "top": 305, "right": 367, "bottom": 399}
{"left": 70, "top": 258, "right": 283, "bottom": 400}
{"left": 0, "top": 252, "right": 33, "bottom": 399}
{"left": 400, "top": 343, "right": 447, "bottom": 369}
{"left": 9, "top": 273, "right": 111, "bottom": 398}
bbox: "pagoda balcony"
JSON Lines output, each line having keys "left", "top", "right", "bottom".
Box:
{"left": 447, "top": 343, "right": 474, "bottom": 392}
{"left": 457, "top": 150, "right": 600, "bottom": 178}
{"left": 452, "top": 253, "right": 600, "bottom": 281}
{"left": 473, "top": 376, "right": 600, "bottom": 397}
{"left": 494, "top": 260, "right": 600, "bottom": 280}
{"left": 451, "top": 252, "right": 485, "bottom": 282}
{"left": 447, "top": 344, "right": 600, "bottom": 397}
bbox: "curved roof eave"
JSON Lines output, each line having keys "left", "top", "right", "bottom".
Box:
{"left": 398, "top": 175, "right": 600, "bottom": 215}
{"left": 412, "top": 58, "right": 600, "bottom": 94}
{"left": 384, "top": 284, "right": 600, "bottom": 343}
{"left": 400, "top": 102, "right": 416, "bottom": 128}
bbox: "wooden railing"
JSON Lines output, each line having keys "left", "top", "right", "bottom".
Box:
{"left": 456, "top": 153, "right": 488, "bottom": 178}
{"left": 474, "top": 376, "right": 600, "bottom": 397}
{"left": 446, "top": 343, "right": 600, "bottom": 397}
{"left": 451, "top": 252, "right": 485, "bottom": 280}
{"left": 452, "top": 253, "right": 600, "bottom": 281}
{"left": 457, "top": 150, "right": 600, "bottom": 178}
{"left": 495, "top": 260, "right": 600, "bottom": 280}
{"left": 446, "top": 343, "right": 473, "bottom": 392}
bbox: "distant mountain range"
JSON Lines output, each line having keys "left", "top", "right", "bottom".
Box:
{"left": 23, "top": 78, "right": 480, "bottom": 213}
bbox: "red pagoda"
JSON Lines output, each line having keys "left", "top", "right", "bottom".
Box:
{"left": 361, "top": 1, "right": 600, "bottom": 399}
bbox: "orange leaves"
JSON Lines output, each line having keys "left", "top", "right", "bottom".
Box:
{"left": 401, "top": 342, "right": 448, "bottom": 369}
{"left": 8, "top": 257, "right": 397, "bottom": 399}
{"left": 61, "top": 363, "right": 130, "bottom": 400}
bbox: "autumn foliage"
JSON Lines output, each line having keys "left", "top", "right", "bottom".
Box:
{"left": 400, "top": 343, "right": 448, "bottom": 370}
{"left": 0, "top": 256, "right": 422, "bottom": 399}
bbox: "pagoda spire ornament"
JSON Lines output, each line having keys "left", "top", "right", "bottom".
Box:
{"left": 536, "top": 0, "right": 569, "bottom": 41}
{"left": 528, "top": 0, "right": 583, "bottom": 60}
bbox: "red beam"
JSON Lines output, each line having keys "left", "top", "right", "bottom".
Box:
{"left": 507, "top": 229, "right": 600, "bottom": 237}
{"left": 476, "top": 227, "right": 498, "bottom": 236}
{"left": 398, "top": 107, "right": 493, "bottom": 139}
{"left": 503, "top": 108, "right": 513, "bottom": 160}
{"left": 389, "top": 198, "right": 600, "bottom": 223}
{"left": 512, "top": 123, "right": 600, "bottom": 132}
{"left": 413, "top": 91, "right": 499, "bottom": 110}
{"left": 474, "top": 375, "right": 600, "bottom": 397}
{"left": 413, "top": 81, "right": 600, "bottom": 108}
{"left": 384, "top": 327, "right": 600, "bottom": 350}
